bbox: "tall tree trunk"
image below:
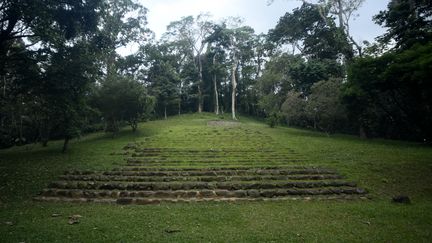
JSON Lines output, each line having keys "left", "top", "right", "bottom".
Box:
{"left": 178, "top": 81, "right": 182, "bottom": 115}
{"left": 107, "top": 50, "right": 116, "bottom": 77}
{"left": 109, "top": 119, "right": 119, "bottom": 138}
{"left": 213, "top": 55, "right": 219, "bottom": 115}
{"left": 197, "top": 55, "right": 203, "bottom": 113}
{"left": 359, "top": 124, "right": 367, "bottom": 139}
{"left": 1, "top": 76, "right": 5, "bottom": 129}
{"left": 337, "top": 0, "right": 344, "bottom": 30}
{"left": 214, "top": 75, "right": 219, "bottom": 115}
{"left": 19, "top": 114, "right": 23, "bottom": 144}
{"left": 231, "top": 59, "right": 238, "bottom": 120}
{"left": 62, "top": 136, "right": 70, "bottom": 153}
{"left": 130, "top": 120, "right": 137, "bottom": 132}
{"left": 178, "top": 99, "right": 181, "bottom": 115}
{"left": 164, "top": 105, "right": 167, "bottom": 120}
{"left": 256, "top": 57, "right": 262, "bottom": 79}
{"left": 40, "top": 120, "right": 50, "bottom": 147}
{"left": 2, "top": 76, "right": 6, "bottom": 98}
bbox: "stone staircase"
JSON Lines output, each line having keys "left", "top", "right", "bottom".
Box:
{"left": 35, "top": 123, "right": 368, "bottom": 204}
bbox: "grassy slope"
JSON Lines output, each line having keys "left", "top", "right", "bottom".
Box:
{"left": 0, "top": 113, "right": 431, "bottom": 242}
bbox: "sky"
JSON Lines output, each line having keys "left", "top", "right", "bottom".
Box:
{"left": 144, "top": 0, "right": 389, "bottom": 39}
{"left": 119, "top": 0, "right": 390, "bottom": 54}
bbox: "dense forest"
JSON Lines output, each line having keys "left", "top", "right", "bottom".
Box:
{"left": 1, "top": 0, "right": 431, "bottom": 151}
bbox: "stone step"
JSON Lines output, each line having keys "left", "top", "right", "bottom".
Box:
{"left": 128, "top": 153, "right": 305, "bottom": 157}
{"left": 59, "top": 174, "right": 344, "bottom": 183}
{"left": 48, "top": 180, "right": 357, "bottom": 191}
{"left": 137, "top": 144, "right": 279, "bottom": 148}
{"left": 34, "top": 194, "right": 369, "bottom": 204}
{"left": 125, "top": 162, "right": 307, "bottom": 168}
{"left": 129, "top": 153, "right": 302, "bottom": 158}
{"left": 112, "top": 166, "right": 325, "bottom": 172}
{"left": 132, "top": 148, "right": 294, "bottom": 153}
{"left": 37, "top": 187, "right": 367, "bottom": 201}
{"left": 106, "top": 169, "right": 337, "bottom": 177}
{"left": 64, "top": 168, "right": 338, "bottom": 177}
{"left": 126, "top": 158, "right": 306, "bottom": 163}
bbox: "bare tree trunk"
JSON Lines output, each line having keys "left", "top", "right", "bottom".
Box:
{"left": 256, "top": 56, "right": 262, "bottom": 79}
{"left": 313, "top": 117, "right": 317, "bottom": 130}
{"left": 130, "top": 120, "right": 137, "bottom": 132}
{"left": 2, "top": 76, "right": 5, "bottom": 98}
{"left": 108, "top": 119, "right": 119, "bottom": 138}
{"left": 197, "top": 55, "right": 203, "bottom": 113}
{"left": 178, "top": 99, "right": 181, "bottom": 115}
{"left": 336, "top": 0, "right": 344, "bottom": 30}
{"left": 359, "top": 124, "right": 367, "bottom": 139}
{"left": 107, "top": 50, "right": 117, "bottom": 77}
{"left": 214, "top": 76, "right": 219, "bottom": 115}
{"left": 40, "top": 120, "right": 50, "bottom": 147}
{"left": 1, "top": 76, "right": 5, "bottom": 129}
{"left": 178, "top": 79, "right": 182, "bottom": 115}
{"left": 164, "top": 105, "right": 167, "bottom": 120}
{"left": 213, "top": 55, "right": 219, "bottom": 115}
{"left": 19, "top": 114, "right": 23, "bottom": 144}
{"left": 231, "top": 59, "right": 238, "bottom": 120}
{"left": 62, "top": 136, "right": 70, "bottom": 153}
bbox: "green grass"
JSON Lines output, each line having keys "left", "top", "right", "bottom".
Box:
{"left": 1, "top": 113, "right": 432, "bottom": 242}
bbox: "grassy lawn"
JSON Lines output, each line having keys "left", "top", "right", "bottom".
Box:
{"left": 1, "top": 113, "right": 432, "bottom": 242}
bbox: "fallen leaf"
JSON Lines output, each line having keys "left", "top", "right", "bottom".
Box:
{"left": 165, "top": 229, "right": 181, "bottom": 234}
{"left": 68, "top": 215, "right": 82, "bottom": 225}
{"left": 362, "top": 221, "right": 371, "bottom": 225}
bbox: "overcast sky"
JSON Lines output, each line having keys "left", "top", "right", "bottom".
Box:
{"left": 144, "top": 0, "right": 389, "bottom": 38}
{"left": 118, "top": 0, "right": 390, "bottom": 54}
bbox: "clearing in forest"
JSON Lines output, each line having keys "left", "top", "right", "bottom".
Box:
{"left": 35, "top": 119, "right": 367, "bottom": 204}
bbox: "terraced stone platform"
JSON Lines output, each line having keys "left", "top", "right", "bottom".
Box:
{"left": 35, "top": 121, "right": 368, "bottom": 204}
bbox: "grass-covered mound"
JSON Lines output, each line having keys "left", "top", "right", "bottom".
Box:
{"left": 1, "top": 113, "right": 431, "bottom": 242}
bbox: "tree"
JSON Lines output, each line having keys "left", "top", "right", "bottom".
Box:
{"left": 257, "top": 51, "right": 343, "bottom": 120}
{"left": 206, "top": 23, "right": 229, "bottom": 115}
{"left": 269, "top": 2, "right": 352, "bottom": 60}
{"left": 0, "top": 0, "right": 101, "bottom": 61}
{"left": 40, "top": 41, "right": 101, "bottom": 152}
{"left": 98, "top": 75, "right": 154, "bottom": 134}
{"left": 163, "top": 14, "right": 213, "bottom": 113}
{"left": 306, "top": 78, "right": 347, "bottom": 133}
{"left": 257, "top": 53, "right": 298, "bottom": 115}
{"left": 374, "top": 0, "right": 432, "bottom": 50}
{"left": 218, "top": 20, "right": 256, "bottom": 120}
{"left": 342, "top": 0, "right": 432, "bottom": 141}
{"left": 91, "top": 0, "right": 153, "bottom": 136}
{"left": 0, "top": 40, "right": 41, "bottom": 147}
{"left": 268, "top": 0, "right": 364, "bottom": 56}
{"left": 281, "top": 91, "right": 308, "bottom": 127}
{"left": 139, "top": 41, "right": 186, "bottom": 118}
{"left": 97, "top": 0, "right": 150, "bottom": 76}
{"left": 320, "top": 0, "right": 365, "bottom": 56}
{"left": 204, "top": 47, "right": 227, "bottom": 115}
{"left": 0, "top": 1, "right": 103, "bottom": 150}
{"left": 344, "top": 43, "right": 432, "bottom": 141}
{"left": 148, "top": 60, "right": 180, "bottom": 119}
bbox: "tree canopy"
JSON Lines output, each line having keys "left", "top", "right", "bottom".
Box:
{"left": 1, "top": 0, "right": 431, "bottom": 150}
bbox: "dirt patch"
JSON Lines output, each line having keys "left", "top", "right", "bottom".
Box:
{"left": 207, "top": 120, "right": 241, "bottom": 127}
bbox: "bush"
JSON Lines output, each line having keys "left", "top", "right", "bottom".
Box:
{"left": 266, "top": 112, "right": 282, "bottom": 128}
